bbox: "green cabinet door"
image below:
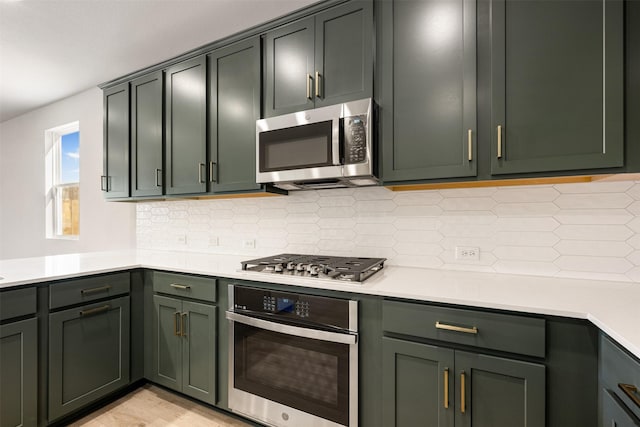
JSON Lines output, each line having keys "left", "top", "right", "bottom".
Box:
{"left": 264, "top": 17, "right": 315, "bottom": 117}
{"left": 314, "top": 0, "right": 373, "bottom": 108}
{"left": 379, "top": 0, "right": 477, "bottom": 182}
{"left": 602, "top": 389, "right": 640, "bottom": 427}
{"left": 165, "top": 56, "right": 207, "bottom": 195}
{"left": 0, "top": 318, "right": 37, "bottom": 427}
{"left": 208, "top": 38, "right": 261, "bottom": 193}
{"left": 102, "top": 83, "right": 130, "bottom": 198}
{"left": 490, "top": 0, "right": 624, "bottom": 174}
{"left": 151, "top": 294, "right": 182, "bottom": 391}
{"left": 181, "top": 301, "right": 217, "bottom": 405}
{"left": 48, "top": 296, "right": 130, "bottom": 421}
{"left": 382, "top": 337, "right": 455, "bottom": 427}
{"left": 455, "top": 351, "right": 545, "bottom": 427}
{"left": 131, "top": 71, "right": 163, "bottom": 197}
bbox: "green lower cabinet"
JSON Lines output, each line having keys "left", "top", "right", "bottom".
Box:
{"left": 602, "top": 389, "right": 640, "bottom": 427}
{"left": 151, "top": 295, "right": 217, "bottom": 405}
{"left": 0, "top": 318, "right": 38, "bottom": 427}
{"left": 48, "top": 296, "right": 131, "bottom": 422}
{"left": 382, "top": 337, "right": 545, "bottom": 427}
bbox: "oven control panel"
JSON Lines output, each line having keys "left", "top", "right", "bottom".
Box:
{"left": 234, "top": 285, "right": 351, "bottom": 329}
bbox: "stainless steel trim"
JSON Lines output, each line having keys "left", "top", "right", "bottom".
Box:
{"left": 79, "top": 305, "right": 110, "bottom": 317}
{"left": 226, "top": 311, "right": 357, "bottom": 345}
{"left": 80, "top": 285, "right": 111, "bottom": 295}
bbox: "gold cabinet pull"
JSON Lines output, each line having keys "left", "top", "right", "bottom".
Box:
{"left": 461, "top": 371, "right": 466, "bottom": 414}
{"left": 497, "top": 125, "right": 503, "bottom": 158}
{"left": 80, "top": 304, "right": 110, "bottom": 317}
{"left": 435, "top": 321, "right": 478, "bottom": 335}
{"left": 174, "top": 312, "right": 180, "bottom": 336}
{"left": 619, "top": 383, "right": 640, "bottom": 408}
{"left": 80, "top": 285, "right": 111, "bottom": 295}
{"left": 209, "top": 161, "right": 217, "bottom": 183}
{"left": 444, "top": 368, "right": 450, "bottom": 409}
{"left": 181, "top": 313, "right": 188, "bottom": 337}
{"left": 468, "top": 129, "right": 473, "bottom": 161}
{"left": 306, "top": 74, "right": 313, "bottom": 100}
{"left": 170, "top": 283, "right": 191, "bottom": 290}
{"left": 315, "top": 71, "right": 322, "bottom": 98}
{"left": 198, "top": 162, "right": 205, "bottom": 184}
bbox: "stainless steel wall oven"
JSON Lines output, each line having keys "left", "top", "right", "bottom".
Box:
{"left": 226, "top": 285, "right": 358, "bottom": 427}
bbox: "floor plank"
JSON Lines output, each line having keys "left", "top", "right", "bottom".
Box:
{"left": 68, "top": 384, "right": 252, "bottom": 427}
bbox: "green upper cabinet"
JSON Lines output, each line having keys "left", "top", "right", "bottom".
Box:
{"left": 264, "top": 0, "right": 373, "bottom": 117}
{"left": 102, "top": 83, "right": 130, "bottom": 198}
{"left": 131, "top": 71, "right": 163, "bottom": 197}
{"left": 208, "top": 38, "right": 261, "bottom": 193}
{"left": 165, "top": 56, "right": 207, "bottom": 195}
{"left": 490, "top": 0, "right": 624, "bottom": 175}
{"left": 379, "top": 0, "right": 477, "bottom": 182}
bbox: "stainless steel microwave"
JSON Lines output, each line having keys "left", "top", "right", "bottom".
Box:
{"left": 256, "top": 98, "right": 378, "bottom": 191}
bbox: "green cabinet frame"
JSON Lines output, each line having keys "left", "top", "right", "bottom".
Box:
{"left": 102, "top": 83, "right": 130, "bottom": 198}
{"left": 264, "top": 0, "right": 373, "bottom": 117}
{"left": 48, "top": 296, "right": 130, "bottom": 421}
{"left": 0, "top": 318, "right": 38, "bottom": 427}
{"left": 151, "top": 295, "right": 217, "bottom": 405}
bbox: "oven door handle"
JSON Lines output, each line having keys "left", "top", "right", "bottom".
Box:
{"left": 226, "top": 311, "right": 357, "bottom": 345}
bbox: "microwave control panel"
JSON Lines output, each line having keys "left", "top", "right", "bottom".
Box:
{"left": 343, "top": 115, "right": 367, "bottom": 164}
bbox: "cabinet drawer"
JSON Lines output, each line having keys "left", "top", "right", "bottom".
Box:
{"left": 152, "top": 271, "right": 216, "bottom": 302}
{"left": 49, "top": 272, "right": 130, "bottom": 310}
{"left": 0, "top": 287, "right": 37, "bottom": 321}
{"left": 601, "top": 335, "right": 640, "bottom": 420}
{"left": 383, "top": 300, "right": 545, "bottom": 358}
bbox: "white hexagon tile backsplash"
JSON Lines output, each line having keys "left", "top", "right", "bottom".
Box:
{"left": 136, "top": 180, "right": 640, "bottom": 283}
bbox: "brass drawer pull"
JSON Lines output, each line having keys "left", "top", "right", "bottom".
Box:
{"left": 619, "top": 383, "right": 640, "bottom": 408}
{"left": 80, "top": 285, "right": 111, "bottom": 295}
{"left": 80, "top": 305, "right": 110, "bottom": 317}
{"left": 467, "top": 129, "right": 473, "bottom": 161}
{"left": 306, "top": 73, "right": 313, "bottom": 100}
{"left": 497, "top": 125, "right": 503, "bottom": 159}
{"left": 170, "top": 283, "right": 191, "bottom": 290}
{"left": 435, "top": 321, "right": 478, "bottom": 335}
{"left": 444, "top": 368, "right": 449, "bottom": 409}
{"left": 315, "top": 71, "right": 322, "bottom": 98}
{"left": 461, "top": 371, "right": 466, "bottom": 414}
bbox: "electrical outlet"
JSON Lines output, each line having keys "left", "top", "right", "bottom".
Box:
{"left": 242, "top": 239, "right": 256, "bottom": 249}
{"left": 176, "top": 234, "right": 187, "bottom": 245}
{"left": 455, "top": 246, "right": 480, "bottom": 261}
{"left": 209, "top": 236, "right": 219, "bottom": 247}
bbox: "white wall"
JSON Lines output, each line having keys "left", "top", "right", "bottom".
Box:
{"left": 0, "top": 87, "right": 135, "bottom": 260}
{"left": 137, "top": 182, "right": 640, "bottom": 283}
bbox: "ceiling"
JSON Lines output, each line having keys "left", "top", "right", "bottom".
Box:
{"left": 0, "top": 0, "right": 319, "bottom": 123}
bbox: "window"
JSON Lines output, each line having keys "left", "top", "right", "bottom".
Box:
{"left": 45, "top": 122, "right": 80, "bottom": 239}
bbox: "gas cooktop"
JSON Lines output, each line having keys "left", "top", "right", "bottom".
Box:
{"left": 241, "top": 254, "right": 386, "bottom": 282}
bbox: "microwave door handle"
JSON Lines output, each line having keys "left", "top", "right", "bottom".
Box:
{"left": 332, "top": 117, "right": 341, "bottom": 165}
{"left": 225, "top": 311, "right": 357, "bottom": 345}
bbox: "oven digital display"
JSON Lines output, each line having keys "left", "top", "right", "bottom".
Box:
{"left": 277, "top": 297, "right": 295, "bottom": 313}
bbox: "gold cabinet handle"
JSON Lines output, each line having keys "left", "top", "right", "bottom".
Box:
{"left": 435, "top": 321, "right": 478, "bottom": 335}
{"left": 198, "top": 162, "right": 205, "bottom": 184}
{"left": 315, "top": 71, "right": 322, "bottom": 98}
{"left": 209, "top": 161, "right": 217, "bottom": 183}
{"left": 80, "top": 285, "right": 111, "bottom": 295}
{"left": 461, "top": 371, "right": 466, "bottom": 414}
{"left": 174, "top": 312, "right": 180, "bottom": 336}
{"left": 170, "top": 283, "right": 191, "bottom": 290}
{"left": 444, "top": 368, "right": 450, "bottom": 409}
{"left": 468, "top": 129, "right": 473, "bottom": 161}
{"left": 80, "top": 304, "right": 110, "bottom": 317}
{"left": 181, "top": 313, "right": 188, "bottom": 337}
{"left": 619, "top": 383, "right": 640, "bottom": 408}
{"left": 306, "top": 74, "right": 313, "bottom": 100}
{"left": 497, "top": 125, "right": 503, "bottom": 159}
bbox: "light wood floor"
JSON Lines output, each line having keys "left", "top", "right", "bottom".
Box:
{"left": 68, "top": 384, "right": 253, "bottom": 427}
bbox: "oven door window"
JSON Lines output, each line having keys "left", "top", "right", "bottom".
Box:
{"left": 234, "top": 322, "right": 350, "bottom": 426}
{"left": 259, "top": 121, "right": 334, "bottom": 172}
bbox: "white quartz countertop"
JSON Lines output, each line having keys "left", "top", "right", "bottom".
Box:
{"left": 1, "top": 249, "right": 639, "bottom": 359}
